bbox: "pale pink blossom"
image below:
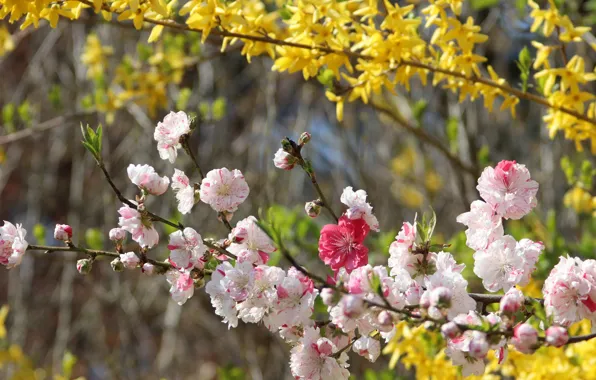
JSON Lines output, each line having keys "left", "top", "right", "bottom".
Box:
{"left": 117, "top": 204, "right": 159, "bottom": 248}
{"left": 425, "top": 255, "right": 476, "bottom": 319}
{"left": 236, "top": 265, "right": 285, "bottom": 323}
{"left": 430, "top": 286, "right": 452, "bottom": 308}
{"left": 388, "top": 220, "right": 419, "bottom": 277}
{"left": 511, "top": 323, "right": 538, "bottom": 354}
{"left": 167, "top": 227, "right": 206, "bottom": 270}
{"left": 142, "top": 263, "right": 155, "bottom": 275}
{"left": 500, "top": 287, "right": 524, "bottom": 315}
{"left": 166, "top": 269, "right": 195, "bottom": 305}
{"left": 318, "top": 216, "right": 369, "bottom": 273}
{"left": 476, "top": 160, "right": 538, "bottom": 220}
{"left": 0, "top": 221, "right": 28, "bottom": 268}
{"left": 456, "top": 200, "right": 503, "bottom": 250}
{"left": 305, "top": 201, "right": 322, "bottom": 218}
{"left": 200, "top": 168, "right": 250, "bottom": 213}
{"left": 289, "top": 327, "right": 350, "bottom": 380}
{"left": 545, "top": 326, "right": 569, "bottom": 347}
{"left": 205, "top": 262, "right": 239, "bottom": 328}
{"left": 468, "top": 331, "right": 489, "bottom": 359}
{"left": 127, "top": 164, "right": 169, "bottom": 196}
{"left": 227, "top": 216, "right": 276, "bottom": 264}
{"left": 109, "top": 227, "right": 126, "bottom": 242}
{"left": 473, "top": 235, "right": 524, "bottom": 292}
{"left": 120, "top": 252, "right": 140, "bottom": 269}
{"left": 171, "top": 169, "right": 196, "bottom": 214}
{"left": 352, "top": 336, "right": 380, "bottom": 362}
{"left": 441, "top": 322, "right": 460, "bottom": 339}
{"left": 445, "top": 312, "right": 486, "bottom": 376}
{"left": 516, "top": 239, "right": 544, "bottom": 286}
{"left": 273, "top": 148, "right": 298, "bottom": 170}
{"left": 340, "top": 187, "right": 379, "bottom": 231}
{"left": 54, "top": 224, "right": 72, "bottom": 241}
{"left": 154, "top": 111, "right": 191, "bottom": 163}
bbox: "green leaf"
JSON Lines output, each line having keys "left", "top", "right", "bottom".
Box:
{"left": 176, "top": 88, "right": 192, "bottom": 111}
{"left": 579, "top": 160, "right": 594, "bottom": 188}
{"left": 212, "top": 97, "right": 227, "bottom": 121}
{"left": 33, "top": 224, "right": 46, "bottom": 245}
{"left": 412, "top": 99, "right": 427, "bottom": 125}
{"left": 316, "top": 68, "right": 335, "bottom": 88}
{"left": 85, "top": 228, "right": 104, "bottom": 250}
{"left": 560, "top": 156, "right": 576, "bottom": 185}
{"left": 2, "top": 103, "right": 15, "bottom": 133}
{"left": 516, "top": 46, "right": 532, "bottom": 93}
{"left": 471, "top": 0, "right": 499, "bottom": 10}
{"left": 49, "top": 85, "right": 63, "bottom": 110}
{"left": 446, "top": 116, "right": 458, "bottom": 153}
{"left": 477, "top": 144, "right": 490, "bottom": 168}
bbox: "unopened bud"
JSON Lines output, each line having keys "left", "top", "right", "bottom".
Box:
{"left": 281, "top": 138, "right": 293, "bottom": 152}
{"left": 512, "top": 323, "right": 539, "bottom": 354}
{"left": 305, "top": 200, "right": 322, "bottom": 218}
{"left": 273, "top": 148, "right": 298, "bottom": 170}
{"left": 342, "top": 295, "right": 364, "bottom": 318}
{"left": 469, "top": 331, "right": 489, "bottom": 359}
{"left": 378, "top": 311, "right": 393, "bottom": 326}
{"left": 54, "top": 224, "right": 73, "bottom": 242}
{"left": 111, "top": 258, "right": 124, "bottom": 272}
{"left": 545, "top": 326, "right": 569, "bottom": 347}
{"left": 500, "top": 288, "right": 524, "bottom": 315}
{"left": 142, "top": 263, "right": 155, "bottom": 275}
{"left": 76, "top": 258, "right": 93, "bottom": 275}
{"left": 320, "top": 288, "right": 337, "bottom": 306}
{"left": 419, "top": 291, "right": 431, "bottom": 309}
{"left": 441, "top": 322, "right": 460, "bottom": 340}
{"left": 109, "top": 227, "right": 126, "bottom": 242}
{"left": 120, "top": 252, "right": 140, "bottom": 269}
{"left": 430, "top": 287, "right": 452, "bottom": 309}
{"left": 298, "top": 132, "right": 311, "bottom": 146}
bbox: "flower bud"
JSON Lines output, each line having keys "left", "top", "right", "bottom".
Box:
{"left": 120, "top": 252, "right": 140, "bottom": 269}
{"left": 469, "top": 331, "right": 489, "bottom": 359}
{"left": 430, "top": 287, "right": 452, "bottom": 309}
{"left": 109, "top": 227, "right": 126, "bottom": 242}
{"left": 54, "top": 224, "right": 72, "bottom": 241}
{"left": 419, "top": 291, "right": 431, "bottom": 309}
{"left": 305, "top": 201, "right": 322, "bottom": 218}
{"left": 320, "top": 288, "right": 336, "bottom": 306}
{"left": 545, "top": 326, "right": 569, "bottom": 347}
{"left": 273, "top": 148, "right": 298, "bottom": 170}
{"left": 427, "top": 306, "right": 443, "bottom": 320}
{"left": 298, "top": 132, "right": 311, "bottom": 146}
{"left": 342, "top": 295, "right": 364, "bottom": 318}
{"left": 142, "top": 263, "right": 155, "bottom": 275}
{"left": 111, "top": 258, "right": 124, "bottom": 272}
{"left": 76, "top": 258, "right": 93, "bottom": 274}
{"left": 377, "top": 311, "right": 393, "bottom": 326}
{"left": 500, "top": 288, "right": 524, "bottom": 315}
{"left": 512, "top": 323, "right": 539, "bottom": 354}
{"left": 441, "top": 322, "right": 460, "bottom": 340}
{"left": 194, "top": 277, "right": 205, "bottom": 289}
{"left": 229, "top": 226, "right": 248, "bottom": 244}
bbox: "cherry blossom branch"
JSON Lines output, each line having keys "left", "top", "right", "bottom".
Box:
{"left": 468, "top": 293, "right": 544, "bottom": 305}
{"left": 180, "top": 133, "right": 205, "bottom": 180}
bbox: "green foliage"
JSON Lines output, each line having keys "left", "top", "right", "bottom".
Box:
{"left": 446, "top": 116, "right": 458, "bottom": 153}
{"left": 32, "top": 224, "right": 46, "bottom": 245}
{"left": 412, "top": 99, "right": 427, "bottom": 126}
{"left": 84, "top": 228, "right": 104, "bottom": 250}
{"left": 176, "top": 88, "right": 192, "bottom": 111}
{"left": 61, "top": 351, "right": 77, "bottom": 379}
{"left": 49, "top": 84, "right": 63, "bottom": 110}
{"left": 360, "top": 368, "right": 406, "bottom": 380}
{"left": 516, "top": 46, "right": 532, "bottom": 93}
{"left": 561, "top": 156, "right": 576, "bottom": 185}
{"left": 2, "top": 103, "right": 15, "bottom": 133}
{"left": 470, "top": 0, "right": 499, "bottom": 11}
{"left": 415, "top": 209, "right": 436, "bottom": 245}
{"left": 80, "top": 123, "right": 103, "bottom": 162}
{"left": 216, "top": 365, "right": 246, "bottom": 380}
{"left": 212, "top": 97, "right": 227, "bottom": 121}
{"left": 476, "top": 144, "right": 490, "bottom": 168}
{"left": 317, "top": 68, "right": 335, "bottom": 88}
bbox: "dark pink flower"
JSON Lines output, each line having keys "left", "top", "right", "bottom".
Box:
{"left": 318, "top": 216, "right": 369, "bottom": 273}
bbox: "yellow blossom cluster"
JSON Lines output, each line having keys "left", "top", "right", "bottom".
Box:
{"left": 0, "top": 0, "right": 595, "bottom": 150}
{"left": 563, "top": 186, "right": 596, "bottom": 215}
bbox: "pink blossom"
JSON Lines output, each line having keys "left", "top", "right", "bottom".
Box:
{"left": 167, "top": 227, "right": 206, "bottom": 270}
{"left": 473, "top": 235, "right": 524, "bottom": 292}
{"left": 205, "top": 262, "right": 239, "bottom": 328}
{"left": 468, "top": 331, "right": 489, "bottom": 359}
{"left": 127, "top": 164, "right": 169, "bottom": 196}
{"left": 227, "top": 216, "right": 276, "bottom": 263}
{"left": 200, "top": 168, "right": 250, "bottom": 213}
{"left": 352, "top": 336, "right": 380, "bottom": 362}
{"left": 273, "top": 148, "right": 298, "bottom": 170}
{"left": 318, "top": 216, "right": 369, "bottom": 273}
{"left": 445, "top": 312, "right": 486, "bottom": 376}
{"left": 154, "top": 111, "right": 191, "bottom": 163}
{"left": 441, "top": 322, "right": 460, "bottom": 339}
{"left": 545, "top": 326, "right": 569, "bottom": 347}
{"left": 0, "top": 221, "right": 28, "bottom": 268}
{"left": 117, "top": 204, "right": 159, "bottom": 248}
{"left": 142, "top": 263, "right": 155, "bottom": 275}
{"left": 476, "top": 160, "right": 539, "bottom": 220}
{"left": 511, "top": 323, "right": 538, "bottom": 354}
{"left": 430, "top": 286, "right": 452, "bottom": 308}
{"left": 109, "top": 227, "right": 126, "bottom": 242}
{"left": 166, "top": 269, "right": 195, "bottom": 305}
{"left": 340, "top": 187, "right": 379, "bottom": 231}
{"left": 76, "top": 258, "right": 92, "bottom": 274}
{"left": 456, "top": 200, "right": 503, "bottom": 250}
{"left": 289, "top": 327, "right": 350, "bottom": 380}
{"left": 500, "top": 287, "right": 524, "bottom": 315}
{"left": 388, "top": 220, "right": 419, "bottom": 277}
{"left": 120, "top": 252, "right": 140, "bottom": 269}
{"left": 171, "top": 169, "right": 196, "bottom": 214}
{"left": 54, "top": 224, "right": 72, "bottom": 241}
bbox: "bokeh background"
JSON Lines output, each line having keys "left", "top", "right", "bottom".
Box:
{"left": 0, "top": 0, "right": 594, "bottom": 379}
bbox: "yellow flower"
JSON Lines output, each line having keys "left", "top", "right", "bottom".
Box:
{"left": 0, "top": 25, "right": 14, "bottom": 57}
{"left": 564, "top": 186, "right": 594, "bottom": 214}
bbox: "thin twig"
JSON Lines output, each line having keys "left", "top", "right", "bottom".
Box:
{"left": 0, "top": 111, "right": 96, "bottom": 145}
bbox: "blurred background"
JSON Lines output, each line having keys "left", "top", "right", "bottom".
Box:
{"left": 0, "top": 0, "right": 594, "bottom": 378}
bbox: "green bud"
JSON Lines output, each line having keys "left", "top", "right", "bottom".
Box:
{"left": 76, "top": 259, "right": 93, "bottom": 275}
{"left": 111, "top": 258, "right": 124, "bottom": 272}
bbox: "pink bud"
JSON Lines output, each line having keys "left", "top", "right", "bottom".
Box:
{"left": 320, "top": 288, "right": 336, "bottom": 306}
{"left": 377, "top": 311, "right": 393, "bottom": 326}
{"left": 512, "top": 323, "right": 538, "bottom": 354}
{"left": 109, "top": 227, "right": 126, "bottom": 242}
{"left": 142, "top": 263, "right": 155, "bottom": 275}
{"left": 54, "top": 224, "right": 72, "bottom": 241}
{"left": 305, "top": 201, "right": 322, "bottom": 218}
{"left": 500, "top": 288, "right": 524, "bottom": 315}
{"left": 273, "top": 149, "right": 298, "bottom": 170}
{"left": 419, "top": 291, "right": 431, "bottom": 309}
{"left": 441, "top": 322, "right": 460, "bottom": 340}
{"left": 430, "top": 287, "right": 452, "bottom": 308}
{"left": 545, "top": 326, "right": 568, "bottom": 347}
{"left": 229, "top": 226, "right": 248, "bottom": 244}
{"left": 315, "top": 338, "right": 334, "bottom": 356}
{"left": 298, "top": 132, "right": 311, "bottom": 146}
{"left": 469, "top": 331, "right": 489, "bottom": 359}
{"left": 120, "top": 252, "right": 140, "bottom": 269}
{"left": 343, "top": 295, "right": 364, "bottom": 318}
{"left": 76, "top": 258, "right": 92, "bottom": 274}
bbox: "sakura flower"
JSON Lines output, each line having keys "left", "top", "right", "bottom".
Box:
{"left": 388, "top": 220, "right": 420, "bottom": 277}
{"left": 220, "top": 261, "right": 255, "bottom": 303}
{"left": 117, "top": 204, "right": 159, "bottom": 248}
{"left": 511, "top": 323, "right": 538, "bottom": 354}
{"left": 273, "top": 148, "right": 298, "bottom": 170}
{"left": 142, "top": 263, "right": 155, "bottom": 275}
{"left": 167, "top": 227, "right": 206, "bottom": 270}
{"left": 54, "top": 224, "right": 72, "bottom": 241}
{"left": 329, "top": 295, "right": 374, "bottom": 335}
{"left": 205, "top": 262, "right": 239, "bottom": 328}
{"left": 543, "top": 256, "right": 596, "bottom": 326}
{"left": 166, "top": 269, "right": 194, "bottom": 305}
{"left": 445, "top": 312, "right": 486, "bottom": 376}
{"left": 352, "top": 336, "right": 380, "bottom": 362}
{"left": 473, "top": 235, "right": 524, "bottom": 292}
{"left": 545, "top": 326, "right": 569, "bottom": 347}
{"left": 456, "top": 200, "right": 503, "bottom": 250}
{"left": 468, "top": 331, "right": 489, "bottom": 359}
{"left": 154, "top": 111, "right": 191, "bottom": 163}
{"left": 476, "top": 160, "right": 539, "bottom": 220}
{"left": 340, "top": 187, "right": 379, "bottom": 231}
{"left": 289, "top": 327, "right": 350, "bottom": 380}
{"left": 200, "top": 168, "right": 249, "bottom": 213}
{"left": 171, "top": 169, "right": 196, "bottom": 214}
{"left": 0, "top": 221, "right": 28, "bottom": 268}
{"left": 120, "top": 252, "right": 140, "bottom": 269}
{"left": 227, "top": 216, "right": 276, "bottom": 264}
{"left": 319, "top": 216, "right": 369, "bottom": 273}
{"left": 515, "top": 238, "right": 544, "bottom": 286}
{"left": 127, "top": 164, "right": 169, "bottom": 196}
{"left": 236, "top": 265, "right": 285, "bottom": 323}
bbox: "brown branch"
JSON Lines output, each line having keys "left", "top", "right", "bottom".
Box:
{"left": 0, "top": 111, "right": 96, "bottom": 145}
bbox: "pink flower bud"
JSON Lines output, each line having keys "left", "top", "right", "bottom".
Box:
{"left": 142, "top": 263, "right": 155, "bottom": 275}
{"left": 427, "top": 306, "right": 443, "bottom": 320}
{"left": 377, "top": 311, "right": 393, "bottom": 326}
{"left": 485, "top": 313, "right": 501, "bottom": 327}
{"left": 54, "top": 224, "right": 72, "bottom": 241}
{"left": 469, "top": 331, "right": 489, "bottom": 359}
{"left": 120, "top": 252, "right": 140, "bottom": 269}
{"left": 512, "top": 323, "right": 538, "bottom": 354}
{"left": 419, "top": 291, "right": 431, "bottom": 309}
{"left": 545, "top": 326, "right": 568, "bottom": 347}
{"left": 343, "top": 295, "right": 364, "bottom": 318}
{"left": 109, "top": 227, "right": 126, "bottom": 242}
{"left": 305, "top": 201, "right": 322, "bottom": 218}
{"left": 229, "top": 226, "right": 248, "bottom": 244}
{"left": 320, "top": 288, "right": 336, "bottom": 306}
{"left": 298, "top": 132, "right": 311, "bottom": 146}
{"left": 315, "top": 338, "right": 334, "bottom": 357}
{"left": 441, "top": 322, "right": 460, "bottom": 340}
{"left": 500, "top": 288, "right": 524, "bottom": 315}
{"left": 430, "top": 286, "right": 452, "bottom": 308}
{"left": 76, "top": 258, "right": 92, "bottom": 274}
{"left": 273, "top": 148, "right": 298, "bottom": 170}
